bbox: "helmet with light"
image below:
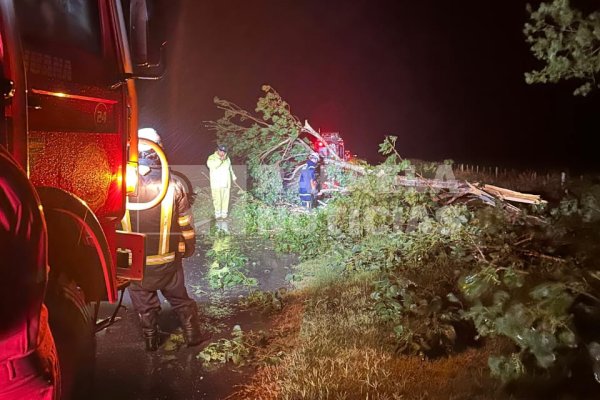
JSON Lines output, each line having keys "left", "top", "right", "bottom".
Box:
{"left": 138, "top": 128, "right": 163, "bottom": 164}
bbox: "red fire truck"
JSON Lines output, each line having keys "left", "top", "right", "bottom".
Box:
{"left": 1, "top": 1, "right": 167, "bottom": 397}
{"left": 311, "top": 131, "right": 347, "bottom": 161}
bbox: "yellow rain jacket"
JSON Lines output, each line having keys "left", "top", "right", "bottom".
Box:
{"left": 207, "top": 152, "right": 236, "bottom": 189}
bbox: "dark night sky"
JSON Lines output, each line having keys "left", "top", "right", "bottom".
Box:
{"left": 138, "top": 0, "right": 599, "bottom": 171}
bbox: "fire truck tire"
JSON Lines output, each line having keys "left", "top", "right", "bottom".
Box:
{"left": 46, "top": 277, "right": 96, "bottom": 400}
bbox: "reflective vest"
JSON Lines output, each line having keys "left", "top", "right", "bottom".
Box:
{"left": 121, "top": 168, "right": 196, "bottom": 270}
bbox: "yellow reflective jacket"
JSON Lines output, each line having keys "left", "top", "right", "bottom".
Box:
{"left": 121, "top": 169, "right": 196, "bottom": 271}
{"left": 207, "top": 152, "right": 236, "bottom": 189}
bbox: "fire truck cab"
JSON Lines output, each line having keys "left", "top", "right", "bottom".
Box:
{"left": 1, "top": 0, "right": 165, "bottom": 397}
{"left": 312, "top": 131, "right": 347, "bottom": 161}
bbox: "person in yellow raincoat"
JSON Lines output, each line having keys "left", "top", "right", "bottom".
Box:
{"left": 207, "top": 144, "right": 236, "bottom": 219}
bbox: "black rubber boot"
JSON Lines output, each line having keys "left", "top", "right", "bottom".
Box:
{"left": 139, "top": 311, "right": 160, "bottom": 351}
{"left": 175, "top": 304, "right": 210, "bottom": 347}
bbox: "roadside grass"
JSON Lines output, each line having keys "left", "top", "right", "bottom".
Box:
{"left": 192, "top": 159, "right": 600, "bottom": 397}
{"left": 230, "top": 272, "right": 504, "bottom": 400}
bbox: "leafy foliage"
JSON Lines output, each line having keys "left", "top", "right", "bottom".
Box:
{"left": 206, "top": 232, "right": 257, "bottom": 289}
{"left": 524, "top": 0, "right": 600, "bottom": 95}
{"left": 208, "top": 89, "right": 600, "bottom": 390}
{"left": 232, "top": 136, "right": 600, "bottom": 385}
{"left": 196, "top": 325, "right": 251, "bottom": 366}
{"left": 208, "top": 86, "right": 303, "bottom": 168}
{"left": 206, "top": 86, "right": 312, "bottom": 203}
{"left": 232, "top": 192, "right": 332, "bottom": 259}
{"left": 248, "top": 164, "right": 285, "bottom": 204}
{"left": 162, "top": 332, "right": 186, "bottom": 352}
{"left": 207, "top": 85, "right": 366, "bottom": 205}
{"left": 239, "top": 289, "right": 286, "bottom": 313}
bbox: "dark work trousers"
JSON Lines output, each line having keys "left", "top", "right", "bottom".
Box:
{"left": 128, "top": 260, "right": 195, "bottom": 315}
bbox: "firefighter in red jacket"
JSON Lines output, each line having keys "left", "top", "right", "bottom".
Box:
{"left": 122, "top": 128, "right": 208, "bottom": 351}
{"left": 0, "top": 147, "right": 60, "bottom": 399}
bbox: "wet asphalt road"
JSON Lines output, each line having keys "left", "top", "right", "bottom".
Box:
{"left": 92, "top": 227, "right": 295, "bottom": 400}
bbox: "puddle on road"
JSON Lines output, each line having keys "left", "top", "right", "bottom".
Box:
{"left": 93, "top": 227, "right": 297, "bottom": 400}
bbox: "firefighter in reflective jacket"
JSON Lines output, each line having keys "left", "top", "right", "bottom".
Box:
{"left": 122, "top": 128, "right": 209, "bottom": 351}
{"left": 0, "top": 147, "right": 60, "bottom": 399}
{"left": 298, "top": 152, "right": 319, "bottom": 209}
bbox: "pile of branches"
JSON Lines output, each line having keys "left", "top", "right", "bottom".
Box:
{"left": 307, "top": 163, "right": 600, "bottom": 386}
{"left": 207, "top": 86, "right": 600, "bottom": 388}
{"left": 207, "top": 90, "right": 546, "bottom": 215}
{"left": 207, "top": 88, "right": 333, "bottom": 167}
{"left": 205, "top": 86, "right": 359, "bottom": 203}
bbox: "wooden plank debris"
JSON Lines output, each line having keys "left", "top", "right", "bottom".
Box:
{"left": 481, "top": 184, "right": 546, "bottom": 205}
{"left": 318, "top": 158, "right": 546, "bottom": 209}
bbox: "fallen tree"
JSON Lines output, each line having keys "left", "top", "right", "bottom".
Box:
{"left": 207, "top": 86, "right": 547, "bottom": 214}
{"left": 207, "top": 86, "right": 600, "bottom": 395}
{"left": 206, "top": 86, "right": 387, "bottom": 204}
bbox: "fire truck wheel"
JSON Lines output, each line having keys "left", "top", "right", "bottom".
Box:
{"left": 46, "top": 277, "right": 96, "bottom": 400}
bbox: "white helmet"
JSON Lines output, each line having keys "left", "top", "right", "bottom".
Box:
{"left": 138, "top": 127, "right": 162, "bottom": 152}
